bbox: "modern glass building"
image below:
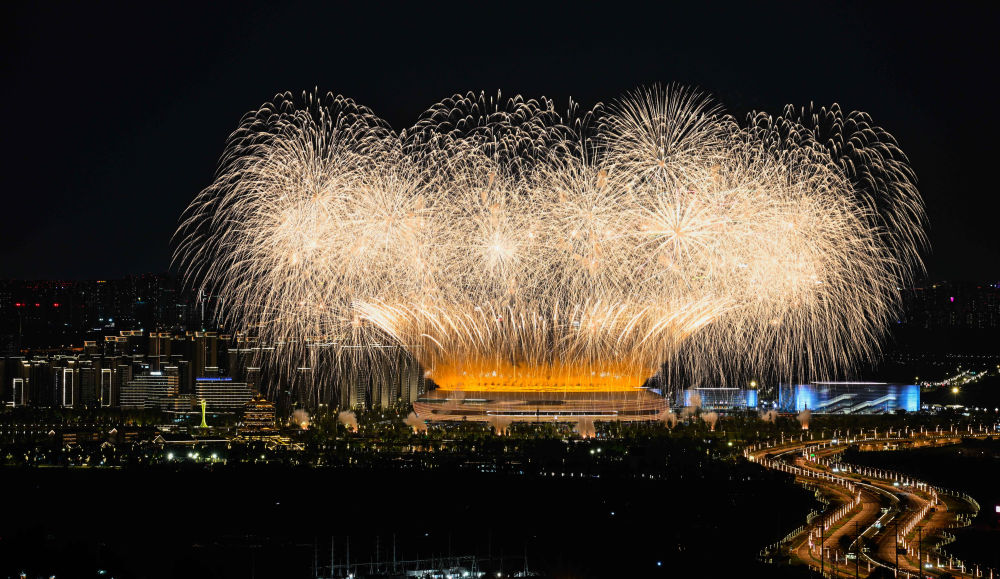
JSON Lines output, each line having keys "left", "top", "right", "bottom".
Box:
{"left": 778, "top": 382, "right": 919, "bottom": 414}
{"left": 675, "top": 388, "right": 758, "bottom": 412}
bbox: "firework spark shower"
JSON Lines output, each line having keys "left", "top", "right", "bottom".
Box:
{"left": 175, "top": 85, "right": 926, "bottom": 397}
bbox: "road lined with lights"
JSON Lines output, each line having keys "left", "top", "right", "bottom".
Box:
{"left": 747, "top": 425, "right": 999, "bottom": 578}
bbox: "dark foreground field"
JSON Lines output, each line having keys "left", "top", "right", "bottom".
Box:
{"left": 0, "top": 461, "right": 816, "bottom": 578}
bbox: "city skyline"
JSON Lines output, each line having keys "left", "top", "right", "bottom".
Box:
{"left": 1, "top": 4, "right": 998, "bottom": 578}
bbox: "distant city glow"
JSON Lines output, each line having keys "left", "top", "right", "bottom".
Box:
{"left": 176, "top": 86, "right": 925, "bottom": 394}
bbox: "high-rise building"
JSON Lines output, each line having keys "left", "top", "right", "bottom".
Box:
{"left": 148, "top": 332, "right": 174, "bottom": 371}
{"left": 10, "top": 377, "right": 27, "bottom": 406}
{"left": 114, "top": 362, "right": 131, "bottom": 407}
{"left": 18, "top": 358, "right": 51, "bottom": 407}
{"left": 194, "top": 377, "right": 252, "bottom": 411}
{"left": 77, "top": 362, "right": 97, "bottom": 406}
{"left": 120, "top": 371, "right": 180, "bottom": 410}
{"left": 189, "top": 331, "right": 218, "bottom": 380}
{"left": 398, "top": 348, "right": 426, "bottom": 405}
{"left": 335, "top": 346, "right": 426, "bottom": 409}
{"left": 100, "top": 367, "right": 113, "bottom": 407}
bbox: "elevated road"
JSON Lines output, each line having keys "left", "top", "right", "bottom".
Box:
{"left": 748, "top": 425, "right": 998, "bottom": 578}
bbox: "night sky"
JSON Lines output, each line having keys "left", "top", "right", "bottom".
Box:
{"left": 3, "top": 2, "right": 997, "bottom": 281}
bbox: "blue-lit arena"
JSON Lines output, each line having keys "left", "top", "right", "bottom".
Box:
{"left": 778, "top": 382, "right": 920, "bottom": 414}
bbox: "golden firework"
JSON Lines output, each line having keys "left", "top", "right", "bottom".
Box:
{"left": 175, "top": 86, "right": 925, "bottom": 396}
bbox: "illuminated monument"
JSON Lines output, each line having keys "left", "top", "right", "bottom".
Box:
{"left": 176, "top": 86, "right": 926, "bottom": 421}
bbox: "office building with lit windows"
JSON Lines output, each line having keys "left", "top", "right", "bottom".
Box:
{"left": 120, "top": 371, "right": 180, "bottom": 410}
{"left": 194, "top": 377, "right": 252, "bottom": 411}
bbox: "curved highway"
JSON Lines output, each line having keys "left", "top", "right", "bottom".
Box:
{"left": 747, "top": 425, "right": 998, "bottom": 578}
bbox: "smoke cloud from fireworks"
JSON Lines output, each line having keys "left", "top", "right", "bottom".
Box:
{"left": 291, "top": 409, "right": 311, "bottom": 430}
{"left": 488, "top": 415, "right": 513, "bottom": 435}
{"left": 658, "top": 409, "right": 679, "bottom": 428}
{"left": 176, "top": 85, "right": 925, "bottom": 398}
{"left": 574, "top": 417, "right": 597, "bottom": 438}
{"left": 701, "top": 411, "right": 719, "bottom": 431}
{"left": 759, "top": 409, "right": 779, "bottom": 423}
{"left": 404, "top": 412, "right": 427, "bottom": 433}
{"left": 797, "top": 409, "right": 812, "bottom": 430}
{"left": 337, "top": 410, "right": 358, "bottom": 432}
{"left": 681, "top": 391, "right": 702, "bottom": 419}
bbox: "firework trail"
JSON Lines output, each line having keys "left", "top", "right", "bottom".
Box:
{"left": 175, "top": 85, "right": 925, "bottom": 401}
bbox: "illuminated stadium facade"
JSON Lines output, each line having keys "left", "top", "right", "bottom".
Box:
{"left": 778, "top": 382, "right": 920, "bottom": 414}
{"left": 413, "top": 389, "right": 669, "bottom": 422}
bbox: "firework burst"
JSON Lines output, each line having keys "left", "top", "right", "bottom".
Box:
{"left": 175, "top": 85, "right": 925, "bottom": 399}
